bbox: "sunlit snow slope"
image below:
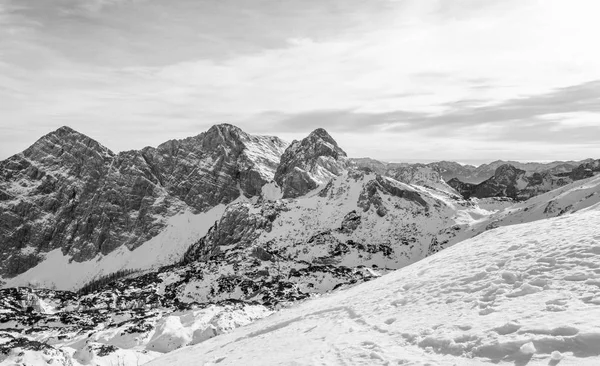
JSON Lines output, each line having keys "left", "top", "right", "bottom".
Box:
{"left": 4, "top": 205, "right": 225, "bottom": 290}
{"left": 148, "top": 203, "right": 600, "bottom": 366}
{"left": 478, "top": 173, "right": 600, "bottom": 230}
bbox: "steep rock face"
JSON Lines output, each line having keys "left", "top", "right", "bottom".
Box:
{"left": 0, "top": 124, "right": 287, "bottom": 283}
{"left": 471, "top": 164, "right": 528, "bottom": 199}
{"left": 274, "top": 128, "right": 348, "bottom": 198}
{"left": 569, "top": 159, "right": 600, "bottom": 180}
{"left": 142, "top": 124, "right": 288, "bottom": 211}
{"left": 356, "top": 174, "right": 429, "bottom": 217}
{"left": 0, "top": 127, "right": 185, "bottom": 279}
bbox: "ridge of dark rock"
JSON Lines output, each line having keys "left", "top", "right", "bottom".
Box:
{"left": 0, "top": 124, "right": 287, "bottom": 282}
{"left": 447, "top": 162, "right": 595, "bottom": 201}
{"left": 274, "top": 128, "right": 348, "bottom": 198}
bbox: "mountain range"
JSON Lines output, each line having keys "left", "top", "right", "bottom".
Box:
{"left": 0, "top": 124, "right": 599, "bottom": 365}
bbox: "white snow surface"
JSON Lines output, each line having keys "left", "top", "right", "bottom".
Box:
{"left": 148, "top": 205, "right": 600, "bottom": 366}
{"left": 4, "top": 205, "right": 225, "bottom": 290}
{"left": 474, "top": 173, "right": 600, "bottom": 232}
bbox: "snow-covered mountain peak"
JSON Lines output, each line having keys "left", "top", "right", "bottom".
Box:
{"left": 200, "top": 123, "right": 259, "bottom": 152}
{"left": 206, "top": 122, "right": 243, "bottom": 134}
{"left": 303, "top": 127, "right": 347, "bottom": 159}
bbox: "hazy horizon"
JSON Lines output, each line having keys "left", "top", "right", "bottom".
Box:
{"left": 1, "top": 123, "right": 596, "bottom": 167}
{"left": 1, "top": 0, "right": 600, "bottom": 162}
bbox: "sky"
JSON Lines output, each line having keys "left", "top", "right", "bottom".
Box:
{"left": 1, "top": 0, "right": 599, "bottom": 164}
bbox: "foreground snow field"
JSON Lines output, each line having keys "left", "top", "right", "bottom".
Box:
{"left": 148, "top": 203, "right": 600, "bottom": 366}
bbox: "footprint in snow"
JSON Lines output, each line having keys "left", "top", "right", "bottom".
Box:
{"left": 493, "top": 321, "right": 521, "bottom": 335}
{"left": 563, "top": 273, "right": 590, "bottom": 281}
{"left": 391, "top": 298, "right": 408, "bottom": 307}
{"left": 506, "top": 284, "right": 542, "bottom": 298}
{"left": 502, "top": 271, "right": 518, "bottom": 284}
{"left": 545, "top": 298, "right": 568, "bottom": 312}
{"left": 479, "top": 308, "right": 495, "bottom": 315}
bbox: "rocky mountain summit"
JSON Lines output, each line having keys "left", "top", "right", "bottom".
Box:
{"left": 0, "top": 124, "right": 286, "bottom": 284}
{"left": 274, "top": 128, "right": 348, "bottom": 198}
{"left": 144, "top": 123, "right": 287, "bottom": 209}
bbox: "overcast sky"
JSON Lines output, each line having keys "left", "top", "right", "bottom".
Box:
{"left": 1, "top": 0, "right": 599, "bottom": 163}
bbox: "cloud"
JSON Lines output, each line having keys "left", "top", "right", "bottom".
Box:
{"left": 250, "top": 80, "right": 600, "bottom": 145}
{"left": 1, "top": 0, "right": 600, "bottom": 161}
{"left": 243, "top": 110, "right": 417, "bottom": 134}
{"left": 407, "top": 80, "right": 600, "bottom": 129}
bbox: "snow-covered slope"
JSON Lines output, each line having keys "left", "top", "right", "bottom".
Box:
{"left": 148, "top": 203, "right": 600, "bottom": 366}
{"left": 476, "top": 173, "right": 600, "bottom": 231}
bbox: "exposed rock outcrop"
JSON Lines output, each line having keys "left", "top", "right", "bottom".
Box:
{"left": 0, "top": 124, "right": 287, "bottom": 279}
{"left": 274, "top": 128, "right": 348, "bottom": 198}
{"left": 569, "top": 159, "right": 600, "bottom": 180}
{"left": 448, "top": 163, "right": 584, "bottom": 201}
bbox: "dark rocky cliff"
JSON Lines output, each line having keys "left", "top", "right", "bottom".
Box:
{"left": 0, "top": 124, "right": 287, "bottom": 279}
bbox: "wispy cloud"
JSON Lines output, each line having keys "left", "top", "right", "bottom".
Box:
{"left": 245, "top": 80, "right": 600, "bottom": 148}
{"left": 0, "top": 0, "right": 599, "bottom": 162}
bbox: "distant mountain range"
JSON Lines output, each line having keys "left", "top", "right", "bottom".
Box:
{"left": 352, "top": 157, "right": 594, "bottom": 184}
